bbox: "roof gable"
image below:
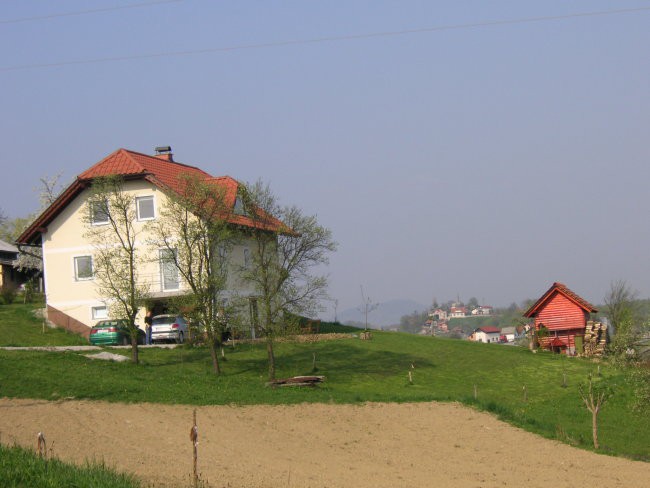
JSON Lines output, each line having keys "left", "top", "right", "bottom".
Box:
{"left": 523, "top": 282, "right": 597, "bottom": 318}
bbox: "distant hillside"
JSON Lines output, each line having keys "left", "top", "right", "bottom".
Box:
{"left": 340, "top": 299, "right": 426, "bottom": 328}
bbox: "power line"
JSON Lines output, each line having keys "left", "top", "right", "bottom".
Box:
{"left": 1, "top": 5, "right": 649, "bottom": 72}
{"left": 0, "top": 0, "right": 183, "bottom": 25}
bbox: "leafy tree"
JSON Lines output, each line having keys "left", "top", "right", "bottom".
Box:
{"left": 148, "top": 174, "right": 234, "bottom": 374}
{"left": 467, "top": 297, "right": 479, "bottom": 309}
{"left": 604, "top": 280, "right": 640, "bottom": 358}
{"left": 239, "top": 180, "right": 336, "bottom": 380}
{"left": 399, "top": 310, "right": 428, "bottom": 333}
{"left": 84, "top": 176, "right": 150, "bottom": 364}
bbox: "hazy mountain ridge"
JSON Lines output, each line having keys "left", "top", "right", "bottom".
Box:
{"left": 339, "top": 299, "right": 427, "bottom": 328}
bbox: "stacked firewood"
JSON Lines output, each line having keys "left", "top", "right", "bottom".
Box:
{"left": 584, "top": 321, "right": 607, "bottom": 357}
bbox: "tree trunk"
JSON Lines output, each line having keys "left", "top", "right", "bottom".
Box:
{"left": 131, "top": 336, "right": 139, "bottom": 364}
{"left": 267, "top": 338, "right": 275, "bottom": 380}
{"left": 592, "top": 407, "right": 600, "bottom": 449}
{"left": 208, "top": 339, "right": 221, "bottom": 375}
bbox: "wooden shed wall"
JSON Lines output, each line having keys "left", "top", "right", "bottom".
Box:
{"left": 534, "top": 292, "right": 588, "bottom": 331}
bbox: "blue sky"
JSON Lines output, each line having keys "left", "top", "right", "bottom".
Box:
{"left": 2, "top": 1, "right": 649, "bottom": 315}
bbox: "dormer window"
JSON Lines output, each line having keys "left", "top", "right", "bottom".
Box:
{"left": 233, "top": 196, "right": 245, "bottom": 216}
{"left": 136, "top": 195, "right": 155, "bottom": 221}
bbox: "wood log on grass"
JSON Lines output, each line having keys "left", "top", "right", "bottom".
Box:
{"left": 266, "top": 375, "right": 325, "bottom": 387}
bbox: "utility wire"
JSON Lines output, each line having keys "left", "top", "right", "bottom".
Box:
{"left": 0, "top": 0, "right": 183, "bottom": 25}
{"left": 1, "top": 5, "right": 649, "bottom": 72}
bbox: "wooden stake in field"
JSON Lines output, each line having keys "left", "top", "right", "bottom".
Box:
{"left": 36, "top": 432, "right": 46, "bottom": 458}
{"left": 408, "top": 370, "right": 413, "bottom": 385}
{"left": 522, "top": 385, "right": 528, "bottom": 403}
{"left": 473, "top": 384, "right": 477, "bottom": 400}
{"left": 190, "top": 409, "right": 199, "bottom": 488}
{"left": 312, "top": 352, "right": 317, "bottom": 372}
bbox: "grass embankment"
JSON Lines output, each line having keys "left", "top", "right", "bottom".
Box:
{"left": 0, "top": 303, "right": 87, "bottom": 347}
{"left": 0, "top": 444, "right": 140, "bottom": 488}
{"left": 0, "top": 304, "right": 648, "bottom": 460}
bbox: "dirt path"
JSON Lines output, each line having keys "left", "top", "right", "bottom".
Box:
{"left": 1, "top": 398, "right": 648, "bottom": 488}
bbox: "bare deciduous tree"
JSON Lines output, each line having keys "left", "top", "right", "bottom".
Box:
{"left": 148, "top": 174, "right": 234, "bottom": 374}
{"left": 37, "top": 173, "right": 63, "bottom": 209}
{"left": 239, "top": 181, "right": 336, "bottom": 380}
{"left": 84, "top": 176, "right": 150, "bottom": 364}
{"left": 578, "top": 374, "right": 613, "bottom": 449}
{"left": 359, "top": 285, "right": 379, "bottom": 332}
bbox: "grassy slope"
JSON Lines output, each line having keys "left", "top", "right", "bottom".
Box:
{"left": 0, "top": 304, "right": 87, "bottom": 347}
{"left": 0, "top": 444, "right": 140, "bottom": 488}
{"left": 1, "top": 325, "right": 648, "bottom": 460}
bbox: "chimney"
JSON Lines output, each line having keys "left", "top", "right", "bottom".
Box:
{"left": 154, "top": 145, "right": 173, "bottom": 162}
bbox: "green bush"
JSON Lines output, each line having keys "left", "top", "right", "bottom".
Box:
{"left": 1, "top": 285, "right": 17, "bottom": 305}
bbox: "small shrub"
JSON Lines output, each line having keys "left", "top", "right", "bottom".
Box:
{"left": 23, "top": 279, "right": 36, "bottom": 303}
{"left": 1, "top": 285, "right": 17, "bottom": 305}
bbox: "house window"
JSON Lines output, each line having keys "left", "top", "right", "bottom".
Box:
{"left": 90, "top": 200, "right": 109, "bottom": 225}
{"left": 243, "top": 248, "right": 252, "bottom": 269}
{"left": 218, "top": 245, "right": 227, "bottom": 259}
{"left": 74, "top": 256, "right": 93, "bottom": 281}
{"left": 92, "top": 306, "right": 108, "bottom": 320}
{"left": 160, "top": 249, "right": 179, "bottom": 291}
{"left": 136, "top": 195, "right": 155, "bottom": 221}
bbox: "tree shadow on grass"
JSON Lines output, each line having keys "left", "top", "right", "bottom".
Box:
{"left": 271, "top": 341, "right": 436, "bottom": 378}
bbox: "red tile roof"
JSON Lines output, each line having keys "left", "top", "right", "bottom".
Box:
{"left": 18, "top": 148, "right": 285, "bottom": 244}
{"left": 476, "top": 326, "right": 501, "bottom": 334}
{"left": 78, "top": 149, "right": 212, "bottom": 192}
{"left": 523, "top": 282, "right": 597, "bottom": 318}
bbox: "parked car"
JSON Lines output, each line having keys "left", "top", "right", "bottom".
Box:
{"left": 89, "top": 319, "right": 145, "bottom": 346}
{"left": 151, "top": 314, "right": 188, "bottom": 344}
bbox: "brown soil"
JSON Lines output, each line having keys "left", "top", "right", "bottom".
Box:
{"left": 1, "top": 398, "right": 648, "bottom": 488}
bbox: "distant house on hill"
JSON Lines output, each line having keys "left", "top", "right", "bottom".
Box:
{"left": 470, "top": 326, "right": 501, "bottom": 343}
{"left": 471, "top": 305, "right": 493, "bottom": 316}
{"left": 523, "top": 282, "right": 598, "bottom": 355}
{"left": 449, "top": 306, "right": 468, "bottom": 318}
{"left": 429, "top": 308, "right": 448, "bottom": 321}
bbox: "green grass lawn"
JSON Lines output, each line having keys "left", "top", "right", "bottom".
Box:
{"left": 0, "top": 444, "right": 140, "bottom": 488}
{"left": 0, "top": 303, "right": 87, "bottom": 347}
{"left": 0, "top": 304, "right": 648, "bottom": 461}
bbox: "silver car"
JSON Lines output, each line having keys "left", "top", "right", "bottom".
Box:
{"left": 151, "top": 314, "right": 188, "bottom": 344}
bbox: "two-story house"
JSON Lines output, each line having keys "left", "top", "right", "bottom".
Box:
{"left": 17, "top": 147, "right": 280, "bottom": 337}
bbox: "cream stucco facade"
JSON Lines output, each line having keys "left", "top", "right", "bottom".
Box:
{"left": 42, "top": 179, "right": 256, "bottom": 331}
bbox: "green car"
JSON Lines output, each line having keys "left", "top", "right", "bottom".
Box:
{"left": 89, "top": 319, "right": 145, "bottom": 346}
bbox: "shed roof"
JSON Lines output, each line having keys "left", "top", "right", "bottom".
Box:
{"left": 523, "top": 282, "right": 597, "bottom": 318}
{"left": 0, "top": 239, "right": 18, "bottom": 254}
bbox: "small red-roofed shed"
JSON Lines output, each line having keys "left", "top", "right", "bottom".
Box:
{"left": 523, "top": 282, "right": 597, "bottom": 354}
